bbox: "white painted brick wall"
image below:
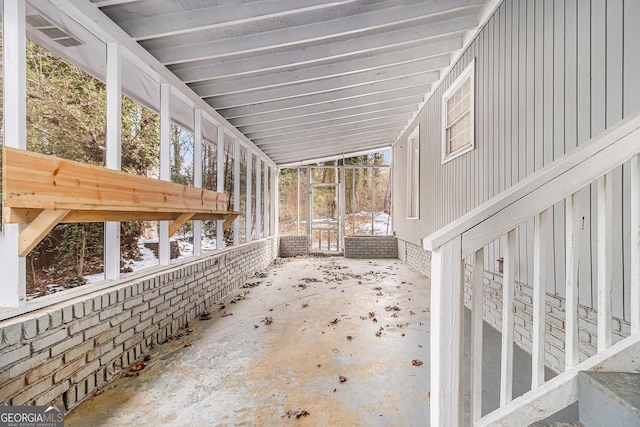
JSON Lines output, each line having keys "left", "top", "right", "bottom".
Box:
{"left": 0, "top": 237, "right": 278, "bottom": 411}
{"left": 402, "top": 239, "right": 631, "bottom": 374}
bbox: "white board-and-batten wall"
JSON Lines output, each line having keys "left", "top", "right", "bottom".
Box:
{"left": 393, "top": 0, "right": 640, "bottom": 322}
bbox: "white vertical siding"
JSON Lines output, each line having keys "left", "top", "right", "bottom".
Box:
{"left": 393, "top": 0, "right": 639, "bottom": 317}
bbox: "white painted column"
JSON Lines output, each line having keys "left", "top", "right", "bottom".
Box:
{"left": 158, "top": 83, "right": 171, "bottom": 265}
{"left": 565, "top": 194, "right": 581, "bottom": 368}
{"left": 500, "top": 229, "right": 517, "bottom": 406}
{"left": 216, "top": 126, "right": 225, "bottom": 249}
{"left": 263, "top": 164, "right": 269, "bottom": 237}
{"left": 193, "top": 109, "right": 203, "bottom": 256}
{"left": 430, "top": 236, "right": 464, "bottom": 427}
{"left": 0, "top": 0, "right": 27, "bottom": 307}
{"left": 296, "top": 168, "right": 301, "bottom": 235}
{"left": 471, "top": 248, "right": 485, "bottom": 423}
{"left": 532, "top": 210, "right": 549, "bottom": 387}
{"left": 597, "top": 173, "right": 613, "bottom": 351}
{"left": 271, "top": 167, "right": 277, "bottom": 236}
{"left": 255, "top": 158, "right": 262, "bottom": 239}
{"left": 246, "top": 150, "right": 253, "bottom": 242}
{"left": 233, "top": 138, "right": 240, "bottom": 246}
{"left": 631, "top": 155, "right": 640, "bottom": 334}
{"left": 104, "top": 42, "right": 122, "bottom": 281}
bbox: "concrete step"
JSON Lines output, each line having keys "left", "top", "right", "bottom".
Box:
{"left": 578, "top": 371, "right": 640, "bottom": 427}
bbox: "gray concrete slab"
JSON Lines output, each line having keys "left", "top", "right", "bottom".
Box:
{"left": 66, "top": 257, "right": 431, "bottom": 426}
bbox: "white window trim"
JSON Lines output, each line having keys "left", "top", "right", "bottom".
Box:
{"left": 406, "top": 125, "right": 420, "bottom": 219}
{"left": 442, "top": 59, "right": 475, "bottom": 164}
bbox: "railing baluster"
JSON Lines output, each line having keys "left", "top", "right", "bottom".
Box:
{"left": 532, "top": 210, "right": 548, "bottom": 387}
{"left": 565, "top": 193, "right": 580, "bottom": 368}
{"left": 471, "top": 248, "right": 485, "bottom": 423}
{"left": 631, "top": 155, "right": 640, "bottom": 334}
{"left": 500, "top": 229, "right": 517, "bottom": 406}
{"left": 597, "top": 173, "right": 613, "bottom": 351}
{"left": 430, "top": 236, "right": 464, "bottom": 427}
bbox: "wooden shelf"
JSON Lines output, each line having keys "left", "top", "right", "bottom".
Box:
{"left": 2, "top": 147, "right": 239, "bottom": 256}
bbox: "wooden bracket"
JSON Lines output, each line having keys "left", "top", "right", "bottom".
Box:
{"left": 18, "top": 209, "right": 70, "bottom": 257}
{"left": 223, "top": 213, "right": 240, "bottom": 230}
{"left": 169, "top": 213, "right": 195, "bottom": 237}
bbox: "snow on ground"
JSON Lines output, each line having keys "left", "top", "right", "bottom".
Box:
{"left": 356, "top": 212, "right": 391, "bottom": 235}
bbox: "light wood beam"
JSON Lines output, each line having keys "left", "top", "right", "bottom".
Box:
{"left": 19, "top": 209, "right": 70, "bottom": 257}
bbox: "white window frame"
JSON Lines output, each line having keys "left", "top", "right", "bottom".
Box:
{"left": 442, "top": 59, "right": 475, "bottom": 164}
{"left": 406, "top": 125, "right": 420, "bottom": 219}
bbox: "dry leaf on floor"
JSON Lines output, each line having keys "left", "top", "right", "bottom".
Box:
{"left": 412, "top": 359, "right": 423, "bottom": 366}
{"left": 329, "top": 318, "right": 339, "bottom": 324}
{"left": 94, "top": 389, "right": 104, "bottom": 396}
{"left": 346, "top": 335, "right": 353, "bottom": 341}
{"left": 130, "top": 363, "right": 146, "bottom": 372}
{"left": 283, "top": 409, "right": 309, "bottom": 419}
{"left": 220, "top": 311, "right": 233, "bottom": 317}
{"left": 302, "top": 303, "right": 309, "bottom": 308}
{"left": 199, "top": 312, "right": 211, "bottom": 320}
{"left": 385, "top": 305, "right": 401, "bottom": 312}
{"left": 339, "top": 375, "right": 348, "bottom": 383}
{"left": 262, "top": 316, "right": 273, "bottom": 325}
{"left": 184, "top": 343, "right": 192, "bottom": 348}
{"left": 391, "top": 312, "right": 398, "bottom": 318}
{"left": 143, "top": 355, "right": 151, "bottom": 362}
{"left": 369, "top": 312, "right": 375, "bottom": 318}
{"left": 375, "top": 331, "right": 382, "bottom": 337}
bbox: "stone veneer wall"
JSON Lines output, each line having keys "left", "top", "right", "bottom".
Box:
{"left": 0, "top": 237, "right": 278, "bottom": 411}
{"left": 279, "top": 235, "right": 309, "bottom": 257}
{"left": 344, "top": 235, "right": 398, "bottom": 258}
{"left": 401, "top": 240, "right": 631, "bottom": 373}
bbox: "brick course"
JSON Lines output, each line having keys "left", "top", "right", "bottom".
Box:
{"left": 401, "top": 239, "right": 631, "bottom": 374}
{"left": 0, "top": 237, "right": 278, "bottom": 411}
{"left": 279, "top": 235, "right": 309, "bottom": 257}
{"left": 344, "top": 235, "right": 398, "bottom": 258}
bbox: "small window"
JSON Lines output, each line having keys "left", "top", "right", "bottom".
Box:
{"left": 442, "top": 59, "right": 475, "bottom": 163}
{"left": 407, "top": 126, "right": 420, "bottom": 219}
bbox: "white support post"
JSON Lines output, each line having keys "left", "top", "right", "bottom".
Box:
{"left": 500, "top": 229, "right": 517, "bottom": 406}
{"left": 565, "top": 193, "right": 580, "bottom": 368}
{"left": 216, "top": 125, "right": 225, "bottom": 249}
{"left": 0, "top": 0, "right": 27, "bottom": 307}
{"left": 597, "top": 173, "right": 613, "bottom": 351}
{"left": 193, "top": 109, "right": 203, "bottom": 256}
{"left": 233, "top": 138, "right": 240, "bottom": 246}
{"left": 631, "top": 155, "right": 640, "bottom": 334}
{"left": 272, "top": 167, "right": 278, "bottom": 236}
{"left": 296, "top": 168, "right": 301, "bottom": 235}
{"left": 263, "top": 164, "right": 269, "bottom": 237}
{"left": 256, "top": 158, "right": 262, "bottom": 239}
{"left": 532, "top": 210, "right": 549, "bottom": 387}
{"left": 246, "top": 150, "right": 253, "bottom": 242}
{"left": 159, "top": 83, "right": 171, "bottom": 265}
{"left": 471, "top": 248, "right": 485, "bottom": 423}
{"left": 430, "top": 236, "right": 464, "bottom": 427}
{"left": 104, "top": 42, "right": 122, "bottom": 281}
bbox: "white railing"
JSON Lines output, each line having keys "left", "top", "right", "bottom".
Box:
{"left": 423, "top": 114, "right": 640, "bottom": 426}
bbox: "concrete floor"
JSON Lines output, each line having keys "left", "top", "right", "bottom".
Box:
{"left": 65, "top": 256, "right": 570, "bottom": 426}
{"left": 66, "top": 257, "right": 432, "bottom": 426}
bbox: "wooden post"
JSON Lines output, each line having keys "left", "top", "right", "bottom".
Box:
{"left": 0, "top": 0, "right": 27, "bottom": 307}
{"left": 216, "top": 125, "right": 225, "bottom": 249}
{"left": 193, "top": 109, "right": 203, "bottom": 256}
{"left": 256, "top": 158, "right": 262, "bottom": 239}
{"left": 501, "top": 229, "right": 517, "bottom": 405}
{"left": 233, "top": 138, "right": 240, "bottom": 246}
{"left": 471, "top": 248, "right": 485, "bottom": 422}
{"left": 159, "top": 83, "right": 171, "bottom": 265}
{"left": 246, "top": 150, "right": 253, "bottom": 243}
{"left": 532, "top": 210, "right": 548, "bottom": 387}
{"left": 105, "top": 42, "right": 122, "bottom": 280}
{"left": 430, "top": 236, "right": 464, "bottom": 427}
{"left": 565, "top": 193, "right": 580, "bottom": 368}
{"left": 597, "top": 173, "right": 613, "bottom": 351}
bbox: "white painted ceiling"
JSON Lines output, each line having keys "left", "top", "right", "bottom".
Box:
{"left": 67, "top": 0, "right": 493, "bottom": 165}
